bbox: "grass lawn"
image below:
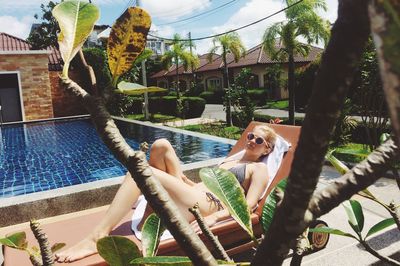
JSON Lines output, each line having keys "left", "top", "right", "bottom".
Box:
{"left": 125, "top": 114, "right": 179, "bottom": 123}
{"left": 263, "top": 99, "right": 289, "bottom": 110}
{"left": 180, "top": 123, "right": 243, "bottom": 140}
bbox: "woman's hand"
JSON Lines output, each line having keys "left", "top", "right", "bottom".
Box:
{"left": 190, "top": 213, "right": 218, "bottom": 233}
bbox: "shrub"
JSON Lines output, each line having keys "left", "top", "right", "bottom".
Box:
{"left": 295, "top": 57, "right": 321, "bottom": 111}
{"left": 199, "top": 91, "right": 223, "bottom": 104}
{"left": 149, "top": 96, "right": 205, "bottom": 118}
{"left": 247, "top": 89, "right": 268, "bottom": 106}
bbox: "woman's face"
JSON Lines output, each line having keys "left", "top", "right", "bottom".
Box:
{"left": 245, "top": 127, "right": 271, "bottom": 157}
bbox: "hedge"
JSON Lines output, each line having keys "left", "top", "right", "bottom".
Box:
{"left": 199, "top": 91, "right": 224, "bottom": 104}
{"left": 148, "top": 96, "right": 206, "bottom": 118}
{"left": 247, "top": 89, "right": 267, "bottom": 106}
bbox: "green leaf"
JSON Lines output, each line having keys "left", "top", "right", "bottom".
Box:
{"left": 97, "top": 236, "right": 142, "bottom": 266}
{"left": 116, "top": 81, "right": 167, "bottom": 95}
{"left": 365, "top": 218, "right": 395, "bottom": 239}
{"left": 51, "top": 243, "right": 66, "bottom": 253}
{"left": 379, "top": 133, "right": 390, "bottom": 144}
{"left": 52, "top": 1, "right": 99, "bottom": 77}
{"left": 130, "top": 256, "right": 192, "bottom": 265}
{"left": 0, "top": 232, "right": 27, "bottom": 250}
{"left": 325, "top": 152, "right": 350, "bottom": 175}
{"left": 107, "top": 7, "right": 151, "bottom": 86}
{"left": 358, "top": 189, "right": 377, "bottom": 200}
{"left": 141, "top": 213, "right": 166, "bottom": 257}
{"left": 343, "top": 200, "right": 364, "bottom": 234}
{"left": 199, "top": 168, "right": 253, "bottom": 238}
{"left": 309, "top": 227, "right": 357, "bottom": 239}
{"left": 261, "top": 179, "right": 287, "bottom": 233}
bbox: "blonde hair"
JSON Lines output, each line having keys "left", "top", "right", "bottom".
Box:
{"left": 254, "top": 125, "right": 277, "bottom": 149}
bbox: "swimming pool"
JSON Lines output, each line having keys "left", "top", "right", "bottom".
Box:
{"left": 0, "top": 118, "right": 233, "bottom": 198}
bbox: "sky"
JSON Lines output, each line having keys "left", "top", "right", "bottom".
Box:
{"left": 0, "top": 0, "right": 338, "bottom": 54}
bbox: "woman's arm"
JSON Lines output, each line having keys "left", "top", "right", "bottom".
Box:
{"left": 245, "top": 163, "right": 269, "bottom": 211}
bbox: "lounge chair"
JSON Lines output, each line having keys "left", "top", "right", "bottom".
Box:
{"left": 2, "top": 122, "right": 301, "bottom": 265}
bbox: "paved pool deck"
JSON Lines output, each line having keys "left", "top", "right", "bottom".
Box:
{"left": 1, "top": 165, "right": 398, "bottom": 266}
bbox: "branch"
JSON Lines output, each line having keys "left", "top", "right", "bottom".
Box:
{"left": 360, "top": 240, "right": 400, "bottom": 265}
{"left": 308, "top": 138, "right": 399, "bottom": 218}
{"left": 60, "top": 78, "right": 217, "bottom": 266}
{"left": 188, "top": 204, "right": 231, "bottom": 262}
{"left": 30, "top": 220, "right": 54, "bottom": 266}
{"left": 252, "top": 0, "right": 371, "bottom": 264}
{"left": 368, "top": 0, "right": 400, "bottom": 147}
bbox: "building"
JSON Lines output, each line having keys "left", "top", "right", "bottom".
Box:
{"left": 0, "top": 32, "right": 86, "bottom": 123}
{"left": 150, "top": 43, "right": 323, "bottom": 100}
{"left": 96, "top": 28, "right": 170, "bottom": 56}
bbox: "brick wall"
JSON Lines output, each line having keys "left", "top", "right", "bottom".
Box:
{"left": 0, "top": 54, "right": 54, "bottom": 120}
{"left": 49, "top": 71, "right": 87, "bottom": 117}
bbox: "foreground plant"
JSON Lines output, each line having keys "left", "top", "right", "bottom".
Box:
{"left": 52, "top": 1, "right": 217, "bottom": 264}
{"left": 310, "top": 199, "right": 397, "bottom": 265}
{"left": 0, "top": 220, "right": 65, "bottom": 266}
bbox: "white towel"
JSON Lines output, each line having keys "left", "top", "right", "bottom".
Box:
{"left": 131, "top": 135, "right": 291, "bottom": 240}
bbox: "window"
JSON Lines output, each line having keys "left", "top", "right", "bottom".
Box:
{"left": 206, "top": 77, "right": 222, "bottom": 91}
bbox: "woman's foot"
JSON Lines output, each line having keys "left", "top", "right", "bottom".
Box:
{"left": 54, "top": 232, "right": 106, "bottom": 263}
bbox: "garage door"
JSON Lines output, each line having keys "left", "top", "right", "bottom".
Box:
{"left": 0, "top": 73, "right": 23, "bottom": 123}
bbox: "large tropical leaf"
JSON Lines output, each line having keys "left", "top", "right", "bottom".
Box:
{"left": 107, "top": 7, "right": 151, "bottom": 86}
{"left": 365, "top": 218, "right": 395, "bottom": 239}
{"left": 141, "top": 213, "right": 166, "bottom": 257}
{"left": 0, "top": 232, "right": 27, "bottom": 250}
{"left": 343, "top": 200, "right": 364, "bottom": 235}
{"left": 308, "top": 227, "right": 357, "bottom": 239}
{"left": 199, "top": 168, "right": 253, "bottom": 238}
{"left": 51, "top": 243, "right": 66, "bottom": 253}
{"left": 131, "top": 257, "right": 247, "bottom": 265}
{"left": 131, "top": 256, "right": 192, "bottom": 265}
{"left": 52, "top": 1, "right": 99, "bottom": 77}
{"left": 261, "top": 178, "right": 287, "bottom": 233}
{"left": 97, "top": 236, "right": 142, "bottom": 266}
{"left": 116, "top": 81, "right": 166, "bottom": 95}
{"left": 325, "top": 151, "right": 350, "bottom": 175}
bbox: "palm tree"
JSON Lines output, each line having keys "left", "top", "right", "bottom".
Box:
{"left": 208, "top": 32, "right": 246, "bottom": 126}
{"left": 262, "top": 0, "right": 330, "bottom": 125}
{"left": 161, "top": 34, "right": 199, "bottom": 105}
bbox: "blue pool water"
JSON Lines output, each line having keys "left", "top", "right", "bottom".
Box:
{"left": 0, "top": 118, "right": 232, "bottom": 198}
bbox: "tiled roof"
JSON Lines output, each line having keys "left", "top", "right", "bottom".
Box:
{"left": 150, "top": 53, "right": 220, "bottom": 78}
{"left": 0, "top": 32, "right": 63, "bottom": 71}
{"left": 150, "top": 43, "right": 323, "bottom": 79}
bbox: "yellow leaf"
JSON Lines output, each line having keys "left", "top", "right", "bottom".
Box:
{"left": 107, "top": 7, "right": 151, "bottom": 86}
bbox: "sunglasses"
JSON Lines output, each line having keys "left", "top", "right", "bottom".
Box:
{"left": 247, "top": 132, "right": 267, "bottom": 145}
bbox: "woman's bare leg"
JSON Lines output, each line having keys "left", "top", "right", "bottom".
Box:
{"left": 55, "top": 174, "right": 141, "bottom": 262}
{"left": 55, "top": 139, "right": 184, "bottom": 262}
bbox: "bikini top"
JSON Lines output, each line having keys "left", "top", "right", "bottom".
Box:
{"left": 228, "top": 163, "right": 247, "bottom": 185}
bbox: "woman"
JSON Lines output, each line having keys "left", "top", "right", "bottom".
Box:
{"left": 55, "top": 125, "right": 277, "bottom": 262}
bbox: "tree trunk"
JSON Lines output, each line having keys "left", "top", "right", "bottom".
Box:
{"left": 288, "top": 52, "right": 295, "bottom": 125}
{"left": 60, "top": 78, "right": 218, "bottom": 266}
{"left": 175, "top": 56, "right": 180, "bottom": 100}
{"left": 368, "top": 0, "right": 400, "bottom": 147}
{"left": 252, "top": 0, "right": 371, "bottom": 264}
{"left": 223, "top": 47, "right": 232, "bottom": 126}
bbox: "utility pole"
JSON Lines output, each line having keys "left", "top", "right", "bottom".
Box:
{"left": 136, "top": 0, "right": 149, "bottom": 120}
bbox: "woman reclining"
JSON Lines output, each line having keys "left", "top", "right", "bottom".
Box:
{"left": 55, "top": 125, "right": 277, "bottom": 263}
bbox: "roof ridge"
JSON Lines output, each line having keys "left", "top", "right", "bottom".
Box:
{"left": 0, "top": 32, "right": 30, "bottom": 45}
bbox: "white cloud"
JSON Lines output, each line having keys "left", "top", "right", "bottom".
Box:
{"left": 142, "top": 0, "right": 211, "bottom": 21}
{"left": 0, "top": 16, "right": 34, "bottom": 39}
{"left": 0, "top": 0, "right": 126, "bottom": 11}
{"left": 193, "top": 0, "right": 338, "bottom": 55}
